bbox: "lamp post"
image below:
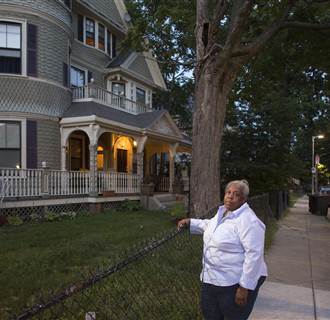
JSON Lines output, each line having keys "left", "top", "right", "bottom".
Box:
{"left": 312, "top": 134, "right": 324, "bottom": 194}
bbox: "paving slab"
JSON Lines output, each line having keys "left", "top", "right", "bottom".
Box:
{"left": 251, "top": 281, "right": 315, "bottom": 320}
{"left": 251, "top": 196, "right": 330, "bottom": 319}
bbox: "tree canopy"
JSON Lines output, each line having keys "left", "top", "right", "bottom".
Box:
{"left": 125, "top": 0, "right": 330, "bottom": 212}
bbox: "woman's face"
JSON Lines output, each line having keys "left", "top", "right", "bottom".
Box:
{"left": 224, "top": 184, "right": 246, "bottom": 211}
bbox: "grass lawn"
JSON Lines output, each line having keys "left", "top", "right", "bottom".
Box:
{"left": 0, "top": 209, "right": 175, "bottom": 317}
{"left": 1, "top": 206, "right": 279, "bottom": 319}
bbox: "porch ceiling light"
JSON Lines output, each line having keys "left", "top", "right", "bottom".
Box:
{"left": 133, "top": 140, "right": 137, "bottom": 147}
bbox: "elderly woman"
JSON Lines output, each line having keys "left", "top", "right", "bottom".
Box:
{"left": 178, "top": 180, "right": 267, "bottom": 320}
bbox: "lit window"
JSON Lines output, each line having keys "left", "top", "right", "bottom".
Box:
{"left": 85, "top": 18, "right": 95, "bottom": 46}
{"left": 0, "top": 22, "right": 21, "bottom": 74}
{"left": 70, "top": 66, "right": 85, "bottom": 87}
{"left": 98, "top": 24, "right": 105, "bottom": 51}
{"left": 0, "top": 122, "right": 21, "bottom": 168}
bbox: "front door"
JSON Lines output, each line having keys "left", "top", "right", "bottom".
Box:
{"left": 117, "top": 149, "right": 127, "bottom": 172}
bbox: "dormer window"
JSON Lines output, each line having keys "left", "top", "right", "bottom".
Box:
{"left": 85, "top": 18, "right": 95, "bottom": 46}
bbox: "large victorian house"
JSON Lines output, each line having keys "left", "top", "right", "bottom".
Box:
{"left": 0, "top": 0, "right": 191, "bottom": 214}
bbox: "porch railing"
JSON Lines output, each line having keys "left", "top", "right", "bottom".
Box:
{"left": 158, "top": 176, "right": 169, "bottom": 192}
{"left": 97, "top": 171, "right": 140, "bottom": 194}
{"left": 72, "top": 84, "right": 151, "bottom": 115}
{"left": 0, "top": 169, "right": 140, "bottom": 199}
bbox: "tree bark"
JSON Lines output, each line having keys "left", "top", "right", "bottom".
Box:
{"left": 191, "top": 61, "right": 239, "bottom": 216}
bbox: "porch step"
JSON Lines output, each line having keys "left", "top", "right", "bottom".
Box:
{"left": 154, "top": 193, "right": 176, "bottom": 203}
{"left": 154, "top": 193, "right": 187, "bottom": 211}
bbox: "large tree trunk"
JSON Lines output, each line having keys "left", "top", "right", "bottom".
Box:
{"left": 190, "top": 62, "right": 239, "bottom": 216}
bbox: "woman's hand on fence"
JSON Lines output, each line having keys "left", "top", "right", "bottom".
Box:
{"left": 177, "top": 218, "right": 190, "bottom": 230}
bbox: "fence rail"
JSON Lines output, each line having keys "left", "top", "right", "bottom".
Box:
{"left": 72, "top": 85, "right": 151, "bottom": 115}
{"left": 0, "top": 169, "right": 140, "bottom": 199}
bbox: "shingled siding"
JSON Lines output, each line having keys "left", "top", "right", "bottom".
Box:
{"left": 71, "top": 40, "right": 110, "bottom": 87}
{"left": 72, "top": 40, "right": 110, "bottom": 70}
{"left": 37, "top": 118, "right": 61, "bottom": 169}
{"left": 0, "top": 77, "right": 71, "bottom": 117}
{"left": 0, "top": 0, "right": 72, "bottom": 28}
{"left": 0, "top": 10, "right": 71, "bottom": 85}
{"left": 33, "top": 15, "right": 70, "bottom": 84}
{"left": 79, "top": 0, "right": 123, "bottom": 27}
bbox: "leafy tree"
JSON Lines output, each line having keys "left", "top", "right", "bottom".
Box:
{"left": 125, "top": 0, "right": 330, "bottom": 215}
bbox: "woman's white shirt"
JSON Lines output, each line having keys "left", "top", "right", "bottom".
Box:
{"left": 190, "top": 202, "right": 268, "bottom": 290}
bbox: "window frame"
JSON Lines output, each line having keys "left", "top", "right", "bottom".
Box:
{"left": 70, "top": 65, "right": 87, "bottom": 88}
{"left": 0, "top": 19, "right": 27, "bottom": 76}
{"left": 136, "top": 87, "right": 146, "bottom": 106}
{"left": 0, "top": 119, "right": 23, "bottom": 168}
{"left": 77, "top": 15, "right": 116, "bottom": 57}
{"left": 85, "top": 17, "right": 95, "bottom": 47}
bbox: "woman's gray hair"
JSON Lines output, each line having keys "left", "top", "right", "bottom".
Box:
{"left": 225, "top": 179, "right": 249, "bottom": 198}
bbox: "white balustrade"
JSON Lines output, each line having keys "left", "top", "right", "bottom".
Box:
{"left": 0, "top": 168, "right": 140, "bottom": 199}
{"left": 97, "top": 171, "right": 140, "bottom": 194}
{"left": 72, "top": 85, "right": 151, "bottom": 115}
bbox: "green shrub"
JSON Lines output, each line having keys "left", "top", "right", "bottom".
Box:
{"left": 118, "top": 200, "right": 141, "bottom": 212}
{"left": 7, "top": 215, "right": 23, "bottom": 226}
{"left": 30, "top": 213, "right": 42, "bottom": 222}
{"left": 44, "top": 211, "right": 61, "bottom": 222}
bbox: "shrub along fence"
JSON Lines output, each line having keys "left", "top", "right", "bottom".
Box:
{"left": 9, "top": 191, "right": 288, "bottom": 320}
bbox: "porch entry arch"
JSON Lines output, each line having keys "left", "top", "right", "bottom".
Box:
{"left": 67, "top": 130, "right": 90, "bottom": 171}
{"left": 113, "top": 136, "right": 135, "bottom": 173}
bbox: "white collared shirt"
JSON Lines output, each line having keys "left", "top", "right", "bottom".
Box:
{"left": 190, "top": 202, "right": 268, "bottom": 290}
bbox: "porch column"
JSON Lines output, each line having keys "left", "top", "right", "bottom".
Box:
{"left": 135, "top": 136, "right": 147, "bottom": 182}
{"left": 61, "top": 145, "right": 66, "bottom": 171}
{"left": 89, "top": 144, "right": 98, "bottom": 196}
{"left": 169, "top": 143, "right": 178, "bottom": 193}
{"left": 136, "top": 152, "right": 144, "bottom": 182}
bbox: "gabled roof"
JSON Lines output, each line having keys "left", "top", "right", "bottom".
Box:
{"left": 107, "top": 51, "right": 167, "bottom": 90}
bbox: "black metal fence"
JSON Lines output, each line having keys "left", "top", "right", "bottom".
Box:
{"left": 8, "top": 191, "right": 289, "bottom": 320}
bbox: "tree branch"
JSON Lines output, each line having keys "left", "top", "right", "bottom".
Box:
{"left": 231, "top": 1, "right": 296, "bottom": 58}
{"left": 212, "top": 0, "right": 228, "bottom": 23}
{"left": 224, "top": 1, "right": 254, "bottom": 54}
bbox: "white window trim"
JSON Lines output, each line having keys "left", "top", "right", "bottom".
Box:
{"left": 70, "top": 64, "right": 88, "bottom": 87}
{"left": 0, "top": 17, "right": 27, "bottom": 76}
{"left": 0, "top": 117, "right": 27, "bottom": 169}
{"left": 80, "top": 15, "right": 113, "bottom": 57}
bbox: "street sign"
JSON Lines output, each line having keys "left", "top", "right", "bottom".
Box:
{"left": 311, "top": 167, "right": 316, "bottom": 174}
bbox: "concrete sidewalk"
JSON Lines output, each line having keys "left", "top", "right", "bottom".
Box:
{"left": 251, "top": 196, "right": 330, "bottom": 320}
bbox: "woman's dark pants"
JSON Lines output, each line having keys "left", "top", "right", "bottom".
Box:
{"left": 201, "top": 276, "right": 266, "bottom": 320}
